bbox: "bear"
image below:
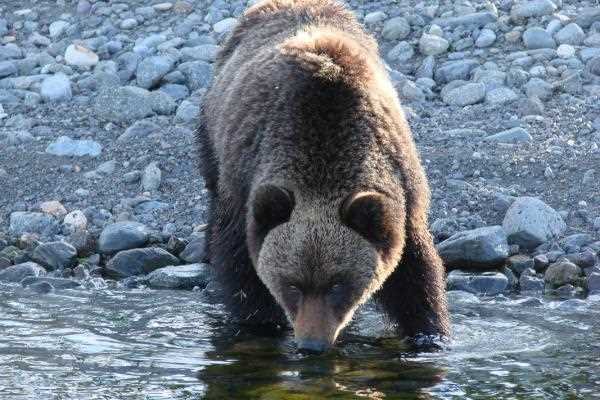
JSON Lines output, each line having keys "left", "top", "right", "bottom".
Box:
{"left": 196, "top": 0, "right": 449, "bottom": 353}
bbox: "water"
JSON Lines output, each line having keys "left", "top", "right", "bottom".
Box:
{"left": 1, "top": 283, "right": 599, "bottom": 399}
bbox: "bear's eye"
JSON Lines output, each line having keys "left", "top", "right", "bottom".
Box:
{"left": 285, "top": 284, "right": 302, "bottom": 305}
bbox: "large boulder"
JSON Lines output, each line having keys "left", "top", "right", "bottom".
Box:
{"left": 98, "top": 221, "right": 149, "bottom": 254}
{"left": 9, "top": 212, "right": 60, "bottom": 237}
{"left": 0, "top": 262, "right": 46, "bottom": 282}
{"left": 145, "top": 264, "right": 210, "bottom": 289}
{"left": 544, "top": 261, "right": 581, "bottom": 288}
{"left": 447, "top": 270, "right": 509, "bottom": 295}
{"left": 31, "top": 241, "right": 77, "bottom": 270}
{"left": 105, "top": 247, "right": 179, "bottom": 278}
{"left": 502, "top": 197, "right": 566, "bottom": 249}
{"left": 437, "top": 226, "right": 510, "bottom": 268}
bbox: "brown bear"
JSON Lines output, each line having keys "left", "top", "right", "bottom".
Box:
{"left": 197, "top": 0, "right": 449, "bottom": 352}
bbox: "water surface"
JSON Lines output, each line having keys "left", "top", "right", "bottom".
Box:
{"left": 1, "top": 283, "right": 599, "bottom": 399}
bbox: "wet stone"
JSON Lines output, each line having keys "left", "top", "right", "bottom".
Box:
{"left": 179, "top": 233, "right": 206, "bottom": 263}
{"left": 508, "top": 255, "right": 535, "bottom": 275}
{"left": 9, "top": 212, "right": 60, "bottom": 238}
{"left": 437, "top": 226, "right": 509, "bottom": 269}
{"left": 20, "top": 276, "right": 80, "bottom": 289}
{"left": 0, "top": 262, "right": 46, "bottom": 282}
{"left": 520, "top": 273, "right": 545, "bottom": 293}
{"left": 145, "top": 263, "right": 210, "bottom": 290}
{"left": 98, "top": 221, "right": 149, "bottom": 254}
{"left": 544, "top": 261, "right": 581, "bottom": 288}
{"left": 106, "top": 247, "right": 180, "bottom": 278}
{"left": 447, "top": 270, "right": 509, "bottom": 296}
{"left": 31, "top": 241, "right": 77, "bottom": 270}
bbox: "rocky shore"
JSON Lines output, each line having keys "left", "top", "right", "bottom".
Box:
{"left": 0, "top": 0, "right": 599, "bottom": 299}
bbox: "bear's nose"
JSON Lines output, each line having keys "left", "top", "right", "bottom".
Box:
{"left": 296, "top": 338, "right": 329, "bottom": 354}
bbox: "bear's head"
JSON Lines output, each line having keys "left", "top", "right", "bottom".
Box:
{"left": 247, "top": 184, "right": 406, "bottom": 353}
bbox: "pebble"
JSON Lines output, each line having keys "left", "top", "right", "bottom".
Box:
{"left": 213, "top": 17, "right": 238, "bottom": 34}
{"left": 522, "top": 27, "right": 556, "bottom": 49}
{"left": 0, "top": 262, "right": 46, "bottom": 282}
{"left": 120, "top": 18, "right": 139, "bottom": 30}
{"left": 39, "top": 201, "right": 67, "bottom": 218}
{"left": 0, "top": 61, "right": 17, "bottom": 78}
{"left": 45, "top": 136, "right": 102, "bottom": 157}
{"left": 447, "top": 270, "right": 509, "bottom": 296}
{"left": 587, "top": 272, "right": 600, "bottom": 293}
{"left": 31, "top": 241, "right": 77, "bottom": 270}
{"left": 49, "top": 21, "right": 69, "bottom": 39}
{"left": 437, "top": 226, "right": 510, "bottom": 269}
{"left": 40, "top": 73, "right": 72, "bottom": 102}
{"left": 105, "top": 247, "right": 180, "bottom": 278}
{"left": 64, "top": 44, "right": 99, "bottom": 67}
{"left": 387, "top": 41, "right": 413, "bottom": 62}
{"left": 511, "top": 0, "right": 557, "bottom": 19}
{"left": 544, "top": 261, "right": 581, "bottom": 288}
{"left": 136, "top": 55, "right": 176, "bottom": 89}
{"left": 382, "top": 17, "right": 410, "bottom": 41}
{"left": 179, "top": 233, "right": 206, "bottom": 263}
{"left": 94, "top": 86, "right": 154, "bottom": 123}
{"left": 98, "top": 221, "right": 149, "bottom": 254}
{"left": 142, "top": 162, "right": 162, "bottom": 192}
{"left": 442, "top": 82, "right": 485, "bottom": 106}
{"left": 21, "top": 276, "right": 80, "bottom": 289}
{"left": 483, "top": 127, "right": 532, "bottom": 143}
{"left": 9, "top": 212, "right": 60, "bottom": 238}
{"left": 145, "top": 263, "right": 210, "bottom": 290}
{"left": 554, "top": 23, "right": 585, "bottom": 46}
{"left": 476, "top": 29, "right": 496, "bottom": 48}
{"left": 419, "top": 33, "right": 449, "bottom": 56}
{"left": 556, "top": 44, "right": 575, "bottom": 59}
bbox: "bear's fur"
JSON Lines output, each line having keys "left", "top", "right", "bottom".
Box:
{"left": 197, "top": 0, "right": 449, "bottom": 349}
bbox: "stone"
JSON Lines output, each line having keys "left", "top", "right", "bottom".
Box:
{"left": 179, "top": 233, "right": 206, "bottom": 263}
{"left": 213, "top": 18, "right": 238, "bottom": 34}
{"left": 9, "top": 212, "right": 60, "bottom": 237}
{"left": 556, "top": 44, "right": 575, "bottom": 59}
{"left": 576, "top": 7, "right": 600, "bottom": 28}
{"left": 520, "top": 273, "right": 545, "bottom": 292}
{"left": 181, "top": 45, "right": 220, "bottom": 62}
{"left": 483, "top": 127, "right": 532, "bottom": 143}
{"left": 502, "top": 197, "right": 566, "bottom": 249}
{"left": 544, "top": 261, "right": 581, "bottom": 288}
{"left": 511, "top": 0, "right": 557, "bottom": 19}
{"left": 27, "top": 281, "right": 54, "bottom": 294}
{"left": 106, "top": 247, "right": 180, "bottom": 278}
{"left": 522, "top": 27, "right": 556, "bottom": 49}
{"left": 0, "top": 262, "right": 46, "bottom": 282}
{"left": 442, "top": 82, "right": 485, "bottom": 106}
{"left": 49, "top": 21, "right": 69, "bottom": 39}
{"left": 94, "top": 86, "right": 154, "bottom": 123}
{"left": 178, "top": 61, "right": 213, "bottom": 90}
{"left": 118, "top": 120, "right": 161, "bottom": 142}
{"left": 437, "top": 226, "right": 510, "bottom": 269}
{"left": 508, "top": 255, "right": 535, "bottom": 275}
{"left": 174, "top": 99, "right": 200, "bottom": 123}
{"left": 419, "top": 33, "right": 449, "bottom": 56}
{"left": 476, "top": 29, "right": 496, "bottom": 48}
{"left": 98, "top": 221, "right": 149, "bottom": 254}
{"left": 0, "top": 61, "right": 17, "bottom": 78}
{"left": 432, "top": 12, "right": 497, "bottom": 28}
{"left": 485, "top": 87, "right": 519, "bottom": 104}
{"left": 447, "top": 270, "right": 509, "bottom": 296}
{"left": 554, "top": 23, "right": 585, "bottom": 45}
{"left": 20, "top": 276, "right": 80, "bottom": 289}
{"left": 64, "top": 44, "right": 99, "bottom": 67}
{"left": 136, "top": 55, "right": 176, "bottom": 89}
{"left": 525, "top": 78, "right": 553, "bottom": 100}
{"left": 142, "top": 162, "right": 161, "bottom": 191}
{"left": 120, "top": 18, "right": 138, "bottom": 30}
{"left": 560, "top": 233, "right": 593, "bottom": 253}
{"left": 40, "top": 73, "right": 72, "bottom": 102}
{"left": 435, "top": 59, "right": 480, "bottom": 84}
{"left": 387, "top": 42, "right": 414, "bottom": 62}
{"left": 149, "top": 90, "right": 177, "bottom": 115}
{"left": 39, "top": 201, "right": 67, "bottom": 217}
{"left": 587, "top": 272, "right": 600, "bottom": 293}
{"left": 382, "top": 17, "right": 410, "bottom": 41}
{"left": 364, "top": 11, "right": 387, "bottom": 25}
{"left": 62, "top": 210, "right": 87, "bottom": 233}
{"left": 46, "top": 136, "right": 102, "bottom": 157}
{"left": 31, "top": 241, "right": 77, "bottom": 270}
{"left": 145, "top": 263, "right": 210, "bottom": 289}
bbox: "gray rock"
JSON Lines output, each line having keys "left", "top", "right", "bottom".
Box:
{"left": 106, "top": 247, "right": 180, "bottom": 278}
{"left": 120, "top": 18, "right": 138, "bottom": 30}
{"left": 149, "top": 90, "right": 177, "bottom": 115}
{"left": 502, "top": 197, "right": 566, "bottom": 249}
{"left": 46, "top": 136, "right": 102, "bottom": 157}
{"left": 554, "top": 23, "right": 585, "bottom": 45}
{"left": 364, "top": 11, "right": 387, "bottom": 25}
{"left": 484, "top": 127, "right": 532, "bottom": 143}
{"left": 178, "top": 61, "right": 213, "bottom": 90}
{"left": 118, "top": 120, "right": 161, "bottom": 142}
{"left": 387, "top": 42, "right": 413, "bottom": 62}
{"left": 442, "top": 82, "right": 485, "bottom": 106}
{"left": 27, "top": 281, "right": 54, "bottom": 294}
{"left": 433, "top": 12, "right": 497, "bottom": 28}
{"left": 9, "top": 212, "right": 60, "bottom": 237}
{"left": 576, "top": 7, "right": 600, "bottom": 28}
{"left": 0, "top": 262, "right": 46, "bottom": 282}
{"left": 160, "top": 84, "right": 189, "bottom": 100}
{"left": 485, "top": 87, "right": 519, "bottom": 104}
{"left": 0, "top": 43, "right": 22, "bottom": 61}
{"left": 213, "top": 17, "right": 238, "bottom": 34}
{"left": 49, "top": 21, "right": 69, "bottom": 39}
{"left": 98, "top": 221, "right": 149, "bottom": 254}
{"left": 181, "top": 45, "right": 220, "bottom": 62}
{"left": 447, "top": 270, "right": 509, "bottom": 295}
{"left": 94, "top": 86, "right": 154, "bottom": 123}
{"left": 522, "top": 27, "right": 556, "bottom": 49}
{"left": 64, "top": 44, "right": 99, "bottom": 67}
{"left": 0, "top": 60, "right": 17, "bottom": 78}
{"left": 136, "top": 55, "right": 176, "bottom": 89}
{"left": 145, "top": 263, "right": 210, "bottom": 289}
{"left": 520, "top": 273, "right": 545, "bottom": 292}
{"left": 40, "top": 73, "right": 72, "bottom": 102}
{"left": 435, "top": 59, "right": 480, "bottom": 84}
{"left": 20, "top": 276, "right": 80, "bottom": 289}
{"left": 476, "top": 29, "right": 496, "bottom": 48}
{"left": 525, "top": 78, "right": 553, "bottom": 100}
{"left": 142, "top": 162, "right": 161, "bottom": 191}
{"left": 508, "top": 255, "right": 535, "bottom": 275}
{"left": 382, "top": 17, "right": 410, "bottom": 41}
{"left": 419, "top": 34, "right": 449, "bottom": 56}
{"left": 587, "top": 272, "right": 600, "bottom": 293}
{"left": 437, "top": 226, "right": 510, "bottom": 269}
{"left": 174, "top": 99, "right": 200, "bottom": 123}
{"left": 179, "top": 234, "right": 206, "bottom": 263}
{"left": 511, "top": 0, "right": 557, "bottom": 19}
{"left": 544, "top": 261, "right": 581, "bottom": 288}
{"left": 31, "top": 241, "right": 77, "bottom": 270}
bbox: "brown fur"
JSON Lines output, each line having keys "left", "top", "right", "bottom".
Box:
{"left": 197, "top": 0, "right": 449, "bottom": 347}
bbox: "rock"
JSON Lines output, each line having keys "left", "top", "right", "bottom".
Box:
{"left": 0, "top": 262, "right": 46, "bottom": 282}
{"left": 46, "top": 136, "right": 102, "bottom": 157}
{"left": 447, "top": 270, "right": 509, "bottom": 296}
{"left": 364, "top": 11, "right": 387, "bottom": 25}
{"left": 106, "top": 247, "right": 180, "bottom": 278}
{"left": 0, "top": 61, "right": 17, "bottom": 78}
{"left": 9, "top": 212, "right": 60, "bottom": 237}
{"left": 118, "top": 120, "right": 161, "bottom": 142}
{"left": 554, "top": 23, "right": 585, "bottom": 45}
{"left": 507, "top": 255, "right": 535, "bottom": 275}
{"left": 556, "top": 44, "right": 575, "bottom": 59}
{"left": 62, "top": 210, "right": 87, "bottom": 233}
{"left": 525, "top": 78, "right": 553, "bottom": 101}
{"left": 435, "top": 59, "right": 480, "bottom": 84}
{"left": 142, "top": 162, "right": 162, "bottom": 191}
{"left": 40, "top": 73, "right": 72, "bottom": 102}
{"left": 576, "top": 7, "right": 600, "bottom": 28}
{"left": 94, "top": 86, "right": 154, "bottom": 123}
{"left": 419, "top": 33, "right": 449, "bottom": 56}
{"left": 511, "top": 0, "right": 557, "bottom": 19}
{"left": 136, "top": 55, "right": 176, "bottom": 89}
{"left": 476, "top": 29, "right": 496, "bottom": 48}
{"left": 485, "top": 87, "right": 519, "bottom": 104}
{"left": 178, "top": 61, "right": 213, "bottom": 90}
{"left": 437, "top": 226, "right": 509, "bottom": 269}
{"left": 27, "top": 281, "right": 54, "bottom": 294}
{"left": 387, "top": 42, "right": 414, "bottom": 62}
{"left": 31, "top": 241, "right": 77, "bottom": 270}
{"left": 64, "top": 44, "right": 99, "bottom": 67}
{"left": 39, "top": 201, "right": 67, "bottom": 217}
{"left": 213, "top": 17, "right": 238, "bottom": 34}
{"left": 98, "top": 221, "right": 149, "bottom": 254}
{"left": 520, "top": 273, "right": 545, "bottom": 292}
{"left": 587, "top": 272, "right": 600, "bottom": 293}
{"left": 522, "top": 27, "right": 556, "bottom": 49}
{"left": 432, "top": 12, "right": 497, "bottom": 28}
{"left": 149, "top": 90, "right": 177, "bottom": 115}
{"left": 544, "top": 261, "right": 581, "bottom": 288}
{"left": 502, "top": 197, "right": 566, "bottom": 249}
{"left": 21, "top": 276, "right": 80, "bottom": 289}
{"left": 483, "top": 127, "right": 532, "bottom": 143}
{"left": 145, "top": 263, "right": 210, "bottom": 289}
{"left": 382, "top": 17, "right": 410, "bottom": 41}
{"left": 442, "top": 82, "right": 485, "bottom": 106}
{"left": 431, "top": 217, "right": 460, "bottom": 241}
{"left": 179, "top": 234, "right": 206, "bottom": 263}
{"left": 533, "top": 254, "right": 550, "bottom": 272}
{"left": 174, "top": 99, "right": 200, "bottom": 123}
{"left": 49, "top": 21, "right": 69, "bottom": 39}
{"left": 120, "top": 18, "right": 138, "bottom": 30}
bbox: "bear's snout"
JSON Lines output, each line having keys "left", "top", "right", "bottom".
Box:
{"left": 296, "top": 337, "right": 330, "bottom": 354}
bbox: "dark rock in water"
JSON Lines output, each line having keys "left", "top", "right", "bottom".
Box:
{"left": 31, "top": 241, "right": 77, "bottom": 270}
{"left": 166, "top": 236, "right": 187, "bottom": 256}
{"left": 0, "top": 254, "right": 11, "bottom": 269}
{"left": 564, "top": 249, "right": 597, "bottom": 268}
{"left": 544, "top": 261, "right": 581, "bottom": 288}
{"left": 447, "top": 270, "right": 509, "bottom": 295}
{"left": 145, "top": 263, "right": 210, "bottom": 289}
{"left": 98, "top": 221, "right": 149, "bottom": 254}
{"left": 501, "top": 266, "right": 518, "bottom": 290}
{"left": 27, "top": 281, "right": 54, "bottom": 294}
{"left": 179, "top": 233, "right": 206, "bottom": 263}
{"left": 106, "top": 247, "right": 179, "bottom": 278}
{"left": 552, "top": 284, "right": 580, "bottom": 299}
{"left": 587, "top": 272, "right": 600, "bottom": 294}
{"left": 0, "top": 262, "right": 46, "bottom": 282}
{"left": 20, "top": 276, "right": 80, "bottom": 289}
{"left": 520, "top": 272, "right": 545, "bottom": 293}
{"left": 559, "top": 233, "right": 593, "bottom": 254}
{"left": 9, "top": 212, "right": 60, "bottom": 238}
{"left": 437, "top": 226, "right": 509, "bottom": 268}
{"left": 507, "top": 255, "right": 534, "bottom": 275}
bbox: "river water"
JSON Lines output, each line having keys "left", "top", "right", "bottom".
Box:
{"left": 1, "top": 282, "right": 599, "bottom": 399}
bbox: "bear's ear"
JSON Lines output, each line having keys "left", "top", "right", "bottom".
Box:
{"left": 340, "top": 191, "right": 401, "bottom": 250}
{"left": 251, "top": 184, "right": 295, "bottom": 238}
